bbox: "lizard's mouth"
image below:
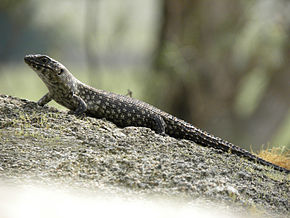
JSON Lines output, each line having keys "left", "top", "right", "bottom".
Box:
{"left": 24, "top": 55, "right": 53, "bottom": 72}
{"left": 24, "top": 55, "right": 37, "bottom": 65}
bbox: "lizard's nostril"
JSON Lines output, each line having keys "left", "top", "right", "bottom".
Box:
{"left": 24, "top": 55, "right": 33, "bottom": 64}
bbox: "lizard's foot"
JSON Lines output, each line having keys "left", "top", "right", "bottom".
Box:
{"left": 67, "top": 110, "right": 86, "bottom": 119}
{"left": 160, "top": 132, "right": 168, "bottom": 137}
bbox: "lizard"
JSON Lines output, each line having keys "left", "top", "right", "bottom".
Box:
{"left": 24, "top": 54, "right": 289, "bottom": 174}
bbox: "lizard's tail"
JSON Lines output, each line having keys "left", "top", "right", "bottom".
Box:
{"left": 169, "top": 118, "right": 289, "bottom": 174}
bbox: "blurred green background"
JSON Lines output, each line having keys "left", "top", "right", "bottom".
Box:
{"left": 0, "top": 0, "right": 289, "bottom": 151}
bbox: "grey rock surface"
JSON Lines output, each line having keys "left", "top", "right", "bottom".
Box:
{"left": 0, "top": 94, "right": 289, "bottom": 217}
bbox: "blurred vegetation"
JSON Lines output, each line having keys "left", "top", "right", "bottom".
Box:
{"left": 0, "top": 0, "right": 289, "bottom": 152}
{"left": 257, "top": 146, "right": 290, "bottom": 170}
{"left": 150, "top": 0, "right": 290, "bottom": 151}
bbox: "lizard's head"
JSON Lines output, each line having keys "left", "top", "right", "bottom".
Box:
{"left": 24, "top": 54, "right": 69, "bottom": 83}
{"left": 24, "top": 54, "right": 72, "bottom": 87}
{"left": 24, "top": 54, "right": 66, "bottom": 76}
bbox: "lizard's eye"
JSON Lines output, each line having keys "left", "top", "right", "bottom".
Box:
{"left": 41, "top": 57, "right": 48, "bottom": 64}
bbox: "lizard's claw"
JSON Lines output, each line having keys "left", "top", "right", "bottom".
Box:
{"left": 68, "top": 110, "right": 86, "bottom": 119}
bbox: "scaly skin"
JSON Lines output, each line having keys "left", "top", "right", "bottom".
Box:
{"left": 24, "top": 54, "right": 289, "bottom": 173}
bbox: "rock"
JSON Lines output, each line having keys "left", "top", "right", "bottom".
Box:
{"left": 0, "top": 94, "right": 289, "bottom": 217}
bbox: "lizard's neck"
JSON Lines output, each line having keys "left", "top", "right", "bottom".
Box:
{"left": 46, "top": 72, "right": 80, "bottom": 97}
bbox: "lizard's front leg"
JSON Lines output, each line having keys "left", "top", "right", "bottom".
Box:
{"left": 37, "top": 93, "right": 52, "bottom": 106}
{"left": 71, "top": 94, "right": 87, "bottom": 117}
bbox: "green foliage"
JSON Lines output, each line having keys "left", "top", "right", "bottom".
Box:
{"left": 0, "top": 0, "right": 27, "bottom": 11}
{"left": 151, "top": 0, "right": 290, "bottom": 150}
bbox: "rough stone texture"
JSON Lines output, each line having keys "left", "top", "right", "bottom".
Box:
{"left": 0, "top": 94, "right": 289, "bottom": 217}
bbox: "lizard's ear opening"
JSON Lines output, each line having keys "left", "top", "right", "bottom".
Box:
{"left": 58, "top": 68, "right": 64, "bottom": 75}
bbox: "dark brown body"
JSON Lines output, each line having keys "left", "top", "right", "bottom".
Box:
{"left": 24, "top": 54, "right": 289, "bottom": 174}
